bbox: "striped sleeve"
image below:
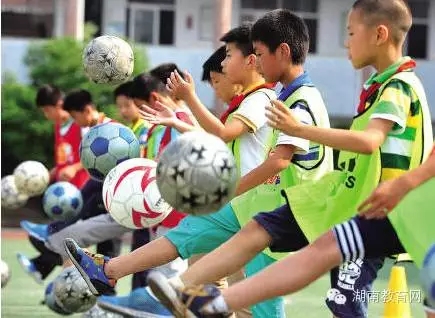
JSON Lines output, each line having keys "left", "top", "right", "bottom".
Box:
{"left": 370, "top": 79, "right": 412, "bottom": 134}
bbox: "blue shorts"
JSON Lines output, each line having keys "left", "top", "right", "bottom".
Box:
{"left": 253, "top": 204, "right": 309, "bottom": 252}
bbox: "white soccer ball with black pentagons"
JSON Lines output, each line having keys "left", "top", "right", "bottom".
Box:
{"left": 80, "top": 122, "right": 140, "bottom": 182}
{"left": 44, "top": 281, "right": 73, "bottom": 315}
{"left": 102, "top": 158, "right": 173, "bottom": 229}
{"left": 1, "top": 175, "right": 29, "bottom": 209}
{"left": 82, "top": 305, "right": 123, "bottom": 318}
{"left": 42, "top": 182, "right": 83, "bottom": 221}
{"left": 13, "top": 160, "right": 50, "bottom": 197}
{"left": 83, "top": 35, "right": 134, "bottom": 85}
{"left": 54, "top": 267, "right": 97, "bottom": 313}
{"left": 156, "top": 131, "right": 239, "bottom": 215}
{"left": 421, "top": 243, "right": 435, "bottom": 308}
{"left": 1, "top": 259, "right": 11, "bottom": 288}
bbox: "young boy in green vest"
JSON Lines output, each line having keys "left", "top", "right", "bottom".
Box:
{"left": 65, "top": 19, "right": 333, "bottom": 317}
{"left": 147, "top": 1, "right": 434, "bottom": 317}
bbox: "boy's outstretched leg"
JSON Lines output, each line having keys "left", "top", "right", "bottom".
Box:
{"left": 64, "top": 235, "right": 180, "bottom": 295}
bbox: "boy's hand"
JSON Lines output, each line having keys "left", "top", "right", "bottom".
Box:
{"left": 266, "top": 100, "right": 302, "bottom": 135}
{"left": 139, "top": 102, "right": 176, "bottom": 127}
{"left": 358, "top": 179, "right": 410, "bottom": 219}
{"left": 58, "top": 165, "right": 76, "bottom": 181}
{"left": 166, "top": 70, "right": 195, "bottom": 101}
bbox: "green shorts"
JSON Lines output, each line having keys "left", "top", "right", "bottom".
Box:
{"left": 164, "top": 203, "right": 240, "bottom": 259}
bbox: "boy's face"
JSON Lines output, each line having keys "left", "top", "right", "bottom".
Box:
{"left": 345, "top": 9, "right": 377, "bottom": 69}
{"left": 221, "top": 43, "right": 253, "bottom": 84}
{"left": 253, "top": 41, "right": 281, "bottom": 83}
{"left": 69, "top": 105, "right": 94, "bottom": 127}
{"left": 133, "top": 92, "right": 176, "bottom": 111}
{"left": 209, "top": 71, "right": 239, "bottom": 104}
{"left": 40, "top": 100, "right": 64, "bottom": 122}
{"left": 116, "top": 95, "right": 139, "bottom": 123}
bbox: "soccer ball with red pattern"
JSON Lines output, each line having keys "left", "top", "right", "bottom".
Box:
{"left": 102, "top": 158, "right": 173, "bottom": 229}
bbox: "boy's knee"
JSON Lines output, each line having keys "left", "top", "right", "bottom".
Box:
{"left": 240, "top": 220, "right": 273, "bottom": 250}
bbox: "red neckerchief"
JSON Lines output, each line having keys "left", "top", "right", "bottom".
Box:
{"left": 220, "top": 83, "right": 275, "bottom": 123}
{"left": 357, "top": 60, "right": 416, "bottom": 114}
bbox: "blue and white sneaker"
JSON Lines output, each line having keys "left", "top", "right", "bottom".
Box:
{"left": 147, "top": 271, "right": 229, "bottom": 318}
{"left": 20, "top": 221, "right": 49, "bottom": 242}
{"left": 16, "top": 252, "right": 43, "bottom": 285}
{"left": 98, "top": 288, "right": 172, "bottom": 318}
{"left": 63, "top": 238, "right": 116, "bottom": 296}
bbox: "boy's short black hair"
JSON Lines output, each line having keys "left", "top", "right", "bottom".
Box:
{"left": 130, "top": 73, "right": 169, "bottom": 101}
{"left": 220, "top": 24, "right": 254, "bottom": 57}
{"left": 35, "top": 84, "right": 63, "bottom": 107}
{"left": 114, "top": 81, "right": 132, "bottom": 99}
{"left": 202, "top": 45, "right": 226, "bottom": 82}
{"left": 150, "top": 63, "right": 184, "bottom": 85}
{"left": 63, "top": 89, "right": 94, "bottom": 112}
{"left": 352, "top": 0, "right": 412, "bottom": 44}
{"left": 251, "top": 9, "right": 309, "bottom": 65}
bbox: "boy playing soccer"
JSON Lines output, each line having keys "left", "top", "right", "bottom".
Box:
{"left": 65, "top": 18, "right": 332, "bottom": 318}
{"left": 146, "top": 2, "right": 433, "bottom": 317}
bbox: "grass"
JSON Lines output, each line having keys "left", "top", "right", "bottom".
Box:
{"left": 1, "top": 233, "right": 426, "bottom": 317}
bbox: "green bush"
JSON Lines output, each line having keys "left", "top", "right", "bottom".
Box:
{"left": 1, "top": 26, "right": 148, "bottom": 176}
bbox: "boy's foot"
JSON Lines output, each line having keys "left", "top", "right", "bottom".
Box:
{"left": 98, "top": 287, "right": 172, "bottom": 318}
{"left": 147, "top": 271, "right": 229, "bottom": 318}
{"left": 63, "top": 238, "right": 116, "bottom": 296}
{"left": 16, "top": 252, "right": 43, "bottom": 285}
{"left": 20, "top": 221, "right": 49, "bottom": 242}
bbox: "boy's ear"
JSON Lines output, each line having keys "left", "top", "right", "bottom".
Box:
{"left": 246, "top": 53, "right": 257, "bottom": 67}
{"left": 149, "top": 92, "right": 159, "bottom": 106}
{"left": 278, "top": 43, "right": 291, "bottom": 62}
{"left": 376, "top": 24, "right": 389, "bottom": 45}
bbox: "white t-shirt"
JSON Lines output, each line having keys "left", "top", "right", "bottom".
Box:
{"left": 231, "top": 88, "right": 276, "bottom": 177}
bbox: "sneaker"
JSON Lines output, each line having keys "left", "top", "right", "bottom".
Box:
{"left": 20, "top": 221, "right": 49, "bottom": 242}
{"left": 147, "top": 271, "right": 228, "bottom": 318}
{"left": 98, "top": 288, "right": 172, "bottom": 318}
{"left": 16, "top": 252, "right": 43, "bottom": 285}
{"left": 63, "top": 238, "right": 116, "bottom": 296}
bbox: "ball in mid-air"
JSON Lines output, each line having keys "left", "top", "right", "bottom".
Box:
{"left": 13, "top": 160, "right": 50, "bottom": 197}
{"left": 1, "top": 175, "right": 29, "bottom": 209}
{"left": 42, "top": 181, "right": 83, "bottom": 221}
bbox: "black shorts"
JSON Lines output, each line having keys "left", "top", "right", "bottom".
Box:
{"left": 253, "top": 204, "right": 309, "bottom": 252}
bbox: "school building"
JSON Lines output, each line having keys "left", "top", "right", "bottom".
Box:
{"left": 2, "top": 0, "right": 435, "bottom": 121}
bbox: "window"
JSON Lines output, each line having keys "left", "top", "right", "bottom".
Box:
{"left": 405, "top": 0, "right": 430, "bottom": 59}
{"left": 1, "top": 2, "right": 53, "bottom": 38}
{"left": 127, "top": 1, "right": 175, "bottom": 45}
{"left": 199, "top": 5, "right": 214, "bottom": 41}
{"left": 240, "top": 0, "right": 318, "bottom": 53}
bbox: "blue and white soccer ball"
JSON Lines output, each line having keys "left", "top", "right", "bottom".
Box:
{"left": 42, "top": 182, "right": 83, "bottom": 221}
{"left": 79, "top": 122, "right": 140, "bottom": 182}
{"left": 421, "top": 243, "right": 435, "bottom": 308}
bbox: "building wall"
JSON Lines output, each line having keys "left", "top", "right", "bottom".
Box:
{"left": 2, "top": 38, "right": 435, "bottom": 121}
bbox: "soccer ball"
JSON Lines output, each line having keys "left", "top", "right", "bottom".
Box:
{"left": 82, "top": 305, "right": 123, "bottom": 318}
{"left": 42, "top": 182, "right": 83, "bottom": 221}
{"left": 44, "top": 281, "right": 73, "bottom": 315}
{"left": 156, "top": 131, "right": 238, "bottom": 215}
{"left": 421, "top": 243, "right": 435, "bottom": 307}
{"left": 102, "top": 158, "right": 173, "bottom": 229}
{"left": 1, "top": 259, "right": 11, "bottom": 288}
{"left": 80, "top": 122, "right": 140, "bottom": 182}
{"left": 1, "top": 175, "right": 29, "bottom": 209}
{"left": 13, "top": 160, "right": 50, "bottom": 197}
{"left": 54, "top": 267, "right": 97, "bottom": 313}
{"left": 83, "top": 35, "right": 134, "bottom": 85}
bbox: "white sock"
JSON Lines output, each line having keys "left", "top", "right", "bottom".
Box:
{"left": 168, "top": 276, "right": 185, "bottom": 289}
{"left": 201, "top": 295, "right": 230, "bottom": 314}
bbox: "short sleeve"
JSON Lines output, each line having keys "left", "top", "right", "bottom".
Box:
{"left": 232, "top": 91, "right": 271, "bottom": 132}
{"left": 276, "top": 101, "right": 313, "bottom": 154}
{"left": 370, "top": 79, "right": 412, "bottom": 134}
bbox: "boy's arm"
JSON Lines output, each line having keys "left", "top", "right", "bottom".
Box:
{"left": 267, "top": 100, "right": 394, "bottom": 154}
{"left": 58, "top": 162, "right": 83, "bottom": 181}
{"left": 358, "top": 148, "right": 435, "bottom": 219}
{"left": 167, "top": 70, "right": 250, "bottom": 143}
{"left": 235, "top": 145, "right": 295, "bottom": 196}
